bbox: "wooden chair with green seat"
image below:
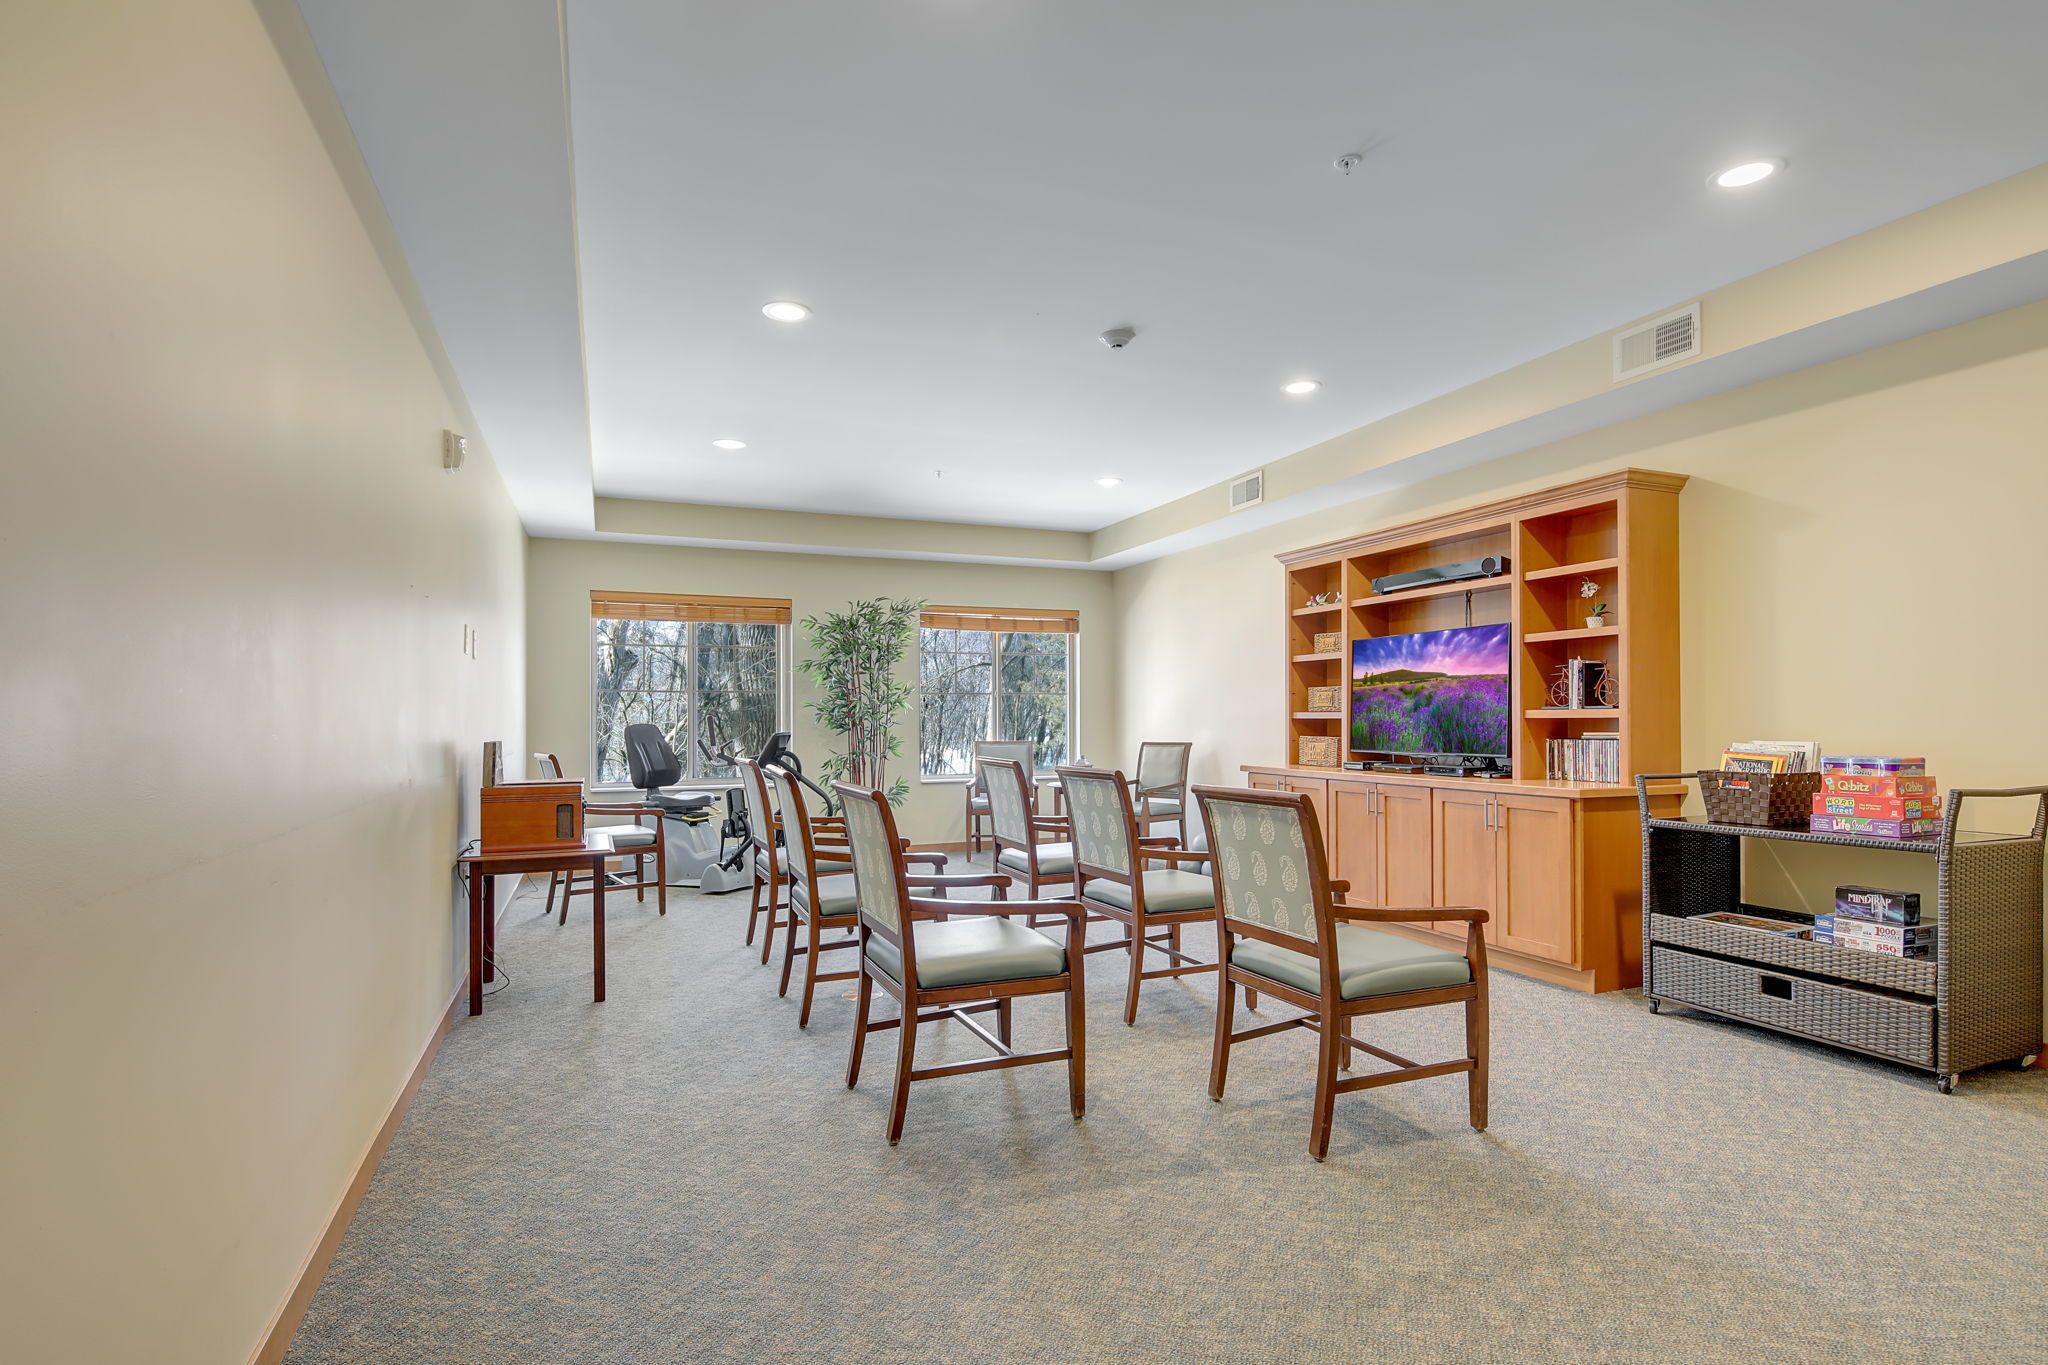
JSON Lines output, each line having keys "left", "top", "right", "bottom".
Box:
{"left": 532, "top": 752, "right": 666, "bottom": 921}
{"left": 1129, "top": 741, "right": 1192, "bottom": 842}
{"left": 963, "top": 740, "right": 1033, "bottom": 855}
{"left": 979, "top": 755, "right": 1074, "bottom": 900}
{"left": 771, "top": 766, "right": 991, "bottom": 1027}
{"left": 1056, "top": 763, "right": 1217, "bottom": 1025}
{"left": 1192, "top": 783, "right": 1490, "bottom": 1162}
{"left": 836, "top": 778, "right": 1088, "bottom": 1145}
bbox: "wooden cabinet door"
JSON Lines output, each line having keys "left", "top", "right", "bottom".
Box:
{"left": 1246, "top": 771, "right": 1281, "bottom": 791}
{"left": 1376, "top": 783, "right": 1435, "bottom": 912}
{"left": 1325, "top": 780, "right": 1383, "bottom": 906}
{"left": 1493, "top": 795, "right": 1576, "bottom": 963}
{"left": 1276, "top": 775, "right": 1329, "bottom": 833}
{"left": 1432, "top": 788, "right": 1498, "bottom": 938}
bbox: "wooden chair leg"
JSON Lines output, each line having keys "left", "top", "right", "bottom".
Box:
{"left": 886, "top": 1002, "right": 919, "bottom": 1144}
{"left": 1208, "top": 974, "right": 1236, "bottom": 1101}
{"left": 797, "top": 917, "right": 825, "bottom": 1028}
{"left": 1122, "top": 916, "right": 1146, "bottom": 1026}
{"left": 635, "top": 852, "right": 647, "bottom": 902}
{"left": 1065, "top": 976, "right": 1087, "bottom": 1120}
{"left": 846, "top": 971, "right": 874, "bottom": 1088}
{"left": 995, "top": 997, "right": 1013, "bottom": 1046}
{"left": 778, "top": 902, "right": 801, "bottom": 997}
{"left": 1309, "top": 1010, "right": 1340, "bottom": 1162}
{"left": 1466, "top": 988, "right": 1490, "bottom": 1132}
{"left": 746, "top": 866, "right": 763, "bottom": 944}
{"left": 559, "top": 871, "right": 574, "bottom": 926}
{"left": 759, "top": 868, "right": 783, "bottom": 965}
{"left": 1246, "top": 988, "right": 1259, "bottom": 1010}
{"left": 653, "top": 834, "right": 667, "bottom": 916}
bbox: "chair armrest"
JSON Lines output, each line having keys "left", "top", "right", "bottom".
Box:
{"left": 907, "top": 896, "right": 1083, "bottom": 923}
{"left": 904, "top": 851, "right": 949, "bottom": 867}
{"left": 1144, "top": 848, "right": 1211, "bottom": 864}
{"left": 905, "top": 872, "right": 1011, "bottom": 892}
{"left": 1335, "top": 905, "right": 1488, "bottom": 925}
{"left": 1033, "top": 817, "right": 1071, "bottom": 831}
{"left": 1327, "top": 879, "right": 1350, "bottom": 897}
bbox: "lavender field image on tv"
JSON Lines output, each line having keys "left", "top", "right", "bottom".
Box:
{"left": 1351, "top": 623, "right": 1511, "bottom": 757}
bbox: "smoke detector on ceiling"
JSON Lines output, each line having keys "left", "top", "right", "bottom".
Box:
{"left": 1099, "top": 326, "right": 1136, "bottom": 350}
{"left": 1229, "top": 469, "right": 1265, "bottom": 512}
{"left": 1613, "top": 303, "right": 1701, "bottom": 382}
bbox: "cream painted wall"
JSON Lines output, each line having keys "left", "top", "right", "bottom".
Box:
{"left": 1115, "top": 297, "right": 2048, "bottom": 953}
{"left": 0, "top": 5, "right": 526, "bottom": 1362}
{"left": 526, "top": 537, "right": 1116, "bottom": 844}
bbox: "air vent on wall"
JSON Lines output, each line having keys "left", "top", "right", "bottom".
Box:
{"left": 1613, "top": 302, "right": 1701, "bottom": 382}
{"left": 1229, "top": 469, "right": 1264, "bottom": 512}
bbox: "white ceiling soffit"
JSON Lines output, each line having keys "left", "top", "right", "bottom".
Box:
{"left": 294, "top": 0, "right": 595, "bottom": 534}
{"left": 1088, "top": 248, "right": 2048, "bottom": 571}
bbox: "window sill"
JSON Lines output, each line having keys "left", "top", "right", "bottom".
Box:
{"left": 920, "top": 775, "right": 974, "bottom": 785}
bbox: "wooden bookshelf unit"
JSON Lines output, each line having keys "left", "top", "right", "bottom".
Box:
{"left": 1262, "top": 468, "right": 1688, "bottom": 992}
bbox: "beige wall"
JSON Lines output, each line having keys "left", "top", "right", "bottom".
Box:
{"left": 0, "top": 5, "right": 526, "bottom": 1362}
{"left": 526, "top": 537, "right": 1117, "bottom": 843}
{"left": 1115, "top": 296, "right": 2048, "bottom": 928}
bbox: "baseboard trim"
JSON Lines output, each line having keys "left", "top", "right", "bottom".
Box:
{"left": 246, "top": 882, "right": 522, "bottom": 1363}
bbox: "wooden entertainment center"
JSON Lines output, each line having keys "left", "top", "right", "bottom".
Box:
{"left": 1249, "top": 469, "right": 1687, "bottom": 992}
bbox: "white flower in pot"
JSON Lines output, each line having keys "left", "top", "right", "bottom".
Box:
{"left": 1579, "top": 577, "right": 1609, "bottom": 629}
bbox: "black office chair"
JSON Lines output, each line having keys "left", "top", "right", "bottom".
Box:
{"left": 623, "top": 723, "right": 717, "bottom": 817}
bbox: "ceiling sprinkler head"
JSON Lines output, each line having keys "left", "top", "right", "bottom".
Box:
{"left": 1099, "top": 327, "right": 1136, "bottom": 350}
{"left": 1334, "top": 153, "right": 1364, "bottom": 175}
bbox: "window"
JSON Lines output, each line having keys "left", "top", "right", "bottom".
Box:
{"left": 589, "top": 591, "right": 789, "bottom": 784}
{"left": 917, "top": 606, "right": 1078, "bottom": 777}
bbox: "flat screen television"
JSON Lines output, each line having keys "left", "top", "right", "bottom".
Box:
{"left": 1350, "top": 623, "right": 1512, "bottom": 758}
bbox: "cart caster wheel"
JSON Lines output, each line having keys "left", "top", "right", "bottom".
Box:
{"left": 1937, "top": 1075, "right": 1956, "bottom": 1094}
{"left": 2017, "top": 1054, "right": 2040, "bottom": 1070}
{"left": 1646, "top": 998, "right": 1662, "bottom": 1015}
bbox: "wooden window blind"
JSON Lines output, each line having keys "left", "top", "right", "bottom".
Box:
{"left": 919, "top": 605, "right": 1079, "bottom": 634}
{"left": 589, "top": 591, "right": 792, "bottom": 625}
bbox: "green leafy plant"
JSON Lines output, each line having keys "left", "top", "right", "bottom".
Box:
{"left": 798, "top": 597, "right": 923, "bottom": 805}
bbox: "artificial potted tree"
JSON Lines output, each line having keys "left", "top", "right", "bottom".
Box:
{"left": 798, "top": 597, "right": 922, "bottom": 805}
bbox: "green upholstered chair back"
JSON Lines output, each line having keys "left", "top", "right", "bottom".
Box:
{"left": 1059, "top": 765, "right": 1135, "bottom": 877}
{"left": 971, "top": 740, "right": 1034, "bottom": 795}
{"left": 1134, "top": 741, "right": 1191, "bottom": 795}
{"left": 834, "top": 781, "right": 909, "bottom": 942}
{"left": 1195, "top": 787, "right": 1324, "bottom": 946}
{"left": 980, "top": 756, "right": 1035, "bottom": 847}
{"left": 767, "top": 766, "right": 822, "bottom": 886}
{"left": 737, "top": 758, "right": 780, "bottom": 850}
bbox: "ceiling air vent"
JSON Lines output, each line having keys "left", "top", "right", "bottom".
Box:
{"left": 1228, "top": 469, "right": 1264, "bottom": 512}
{"left": 1613, "top": 302, "right": 1701, "bottom": 382}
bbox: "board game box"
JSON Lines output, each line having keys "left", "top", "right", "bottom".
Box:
{"left": 1820, "top": 756, "right": 1928, "bottom": 775}
{"left": 1821, "top": 772, "right": 1939, "bottom": 798}
{"left": 1813, "top": 915, "right": 1937, "bottom": 948}
{"left": 1813, "top": 793, "right": 1943, "bottom": 821}
{"left": 1809, "top": 814, "right": 1942, "bottom": 840}
{"left": 1836, "top": 885, "right": 1923, "bottom": 925}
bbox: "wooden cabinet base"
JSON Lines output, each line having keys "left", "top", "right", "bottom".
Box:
{"left": 1245, "top": 764, "right": 1679, "bottom": 993}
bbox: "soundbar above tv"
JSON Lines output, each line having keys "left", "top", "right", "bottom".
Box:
{"left": 1370, "top": 555, "right": 1509, "bottom": 596}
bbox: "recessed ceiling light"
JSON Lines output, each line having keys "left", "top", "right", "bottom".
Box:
{"left": 1712, "top": 159, "right": 1783, "bottom": 189}
{"left": 1283, "top": 379, "right": 1321, "bottom": 395}
{"left": 1096, "top": 476, "right": 1123, "bottom": 487}
{"left": 761, "top": 300, "right": 811, "bottom": 322}
{"left": 711, "top": 439, "right": 747, "bottom": 450}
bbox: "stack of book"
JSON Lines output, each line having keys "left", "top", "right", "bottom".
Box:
{"left": 1718, "top": 740, "right": 1819, "bottom": 773}
{"left": 1811, "top": 884, "right": 1935, "bottom": 957}
{"left": 1808, "top": 757, "right": 1941, "bottom": 839}
{"left": 1546, "top": 732, "right": 1620, "bottom": 783}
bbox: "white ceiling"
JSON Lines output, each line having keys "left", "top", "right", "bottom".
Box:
{"left": 300, "top": 1, "right": 2048, "bottom": 540}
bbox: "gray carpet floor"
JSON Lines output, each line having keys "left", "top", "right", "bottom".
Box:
{"left": 285, "top": 872, "right": 2048, "bottom": 1364}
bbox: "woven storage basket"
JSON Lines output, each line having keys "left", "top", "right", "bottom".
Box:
{"left": 1298, "top": 736, "right": 1341, "bottom": 767}
{"left": 1305, "top": 685, "right": 1342, "bottom": 712}
{"left": 1696, "top": 769, "right": 1824, "bottom": 827}
{"left": 1312, "top": 631, "right": 1341, "bottom": 654}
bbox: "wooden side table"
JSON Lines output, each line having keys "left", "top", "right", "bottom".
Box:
{"left": 460, "top": 830, "right": 620, "bottom": 1015}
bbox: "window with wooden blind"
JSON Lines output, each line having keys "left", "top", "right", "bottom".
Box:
{"left": 916, "top": 606, "right": 1078, "bottom": 777}
{"left": 589, "top": 592, "right": 791, "bottom": 784}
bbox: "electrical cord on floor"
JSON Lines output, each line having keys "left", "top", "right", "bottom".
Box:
{"left": 455, "top": 838, "right": 512, "bottom": 996}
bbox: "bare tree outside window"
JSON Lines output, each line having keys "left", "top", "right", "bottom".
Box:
{"left": 918, "top": 626, "right": 1072, "bottom": 776}
{"left": 594, "top": 618, "right": 783, "bottom": 783}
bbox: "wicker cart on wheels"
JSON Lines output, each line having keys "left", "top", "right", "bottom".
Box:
{"left": 1635, "top": 774, "right": 2045, "bottom": 1093}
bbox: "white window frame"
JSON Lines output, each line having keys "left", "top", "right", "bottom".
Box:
{"left": 917, "top": 626, "right": 1080, "bottom": 781}
{"left": 588, "top": 618, "right": 791, "bottom": 789}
